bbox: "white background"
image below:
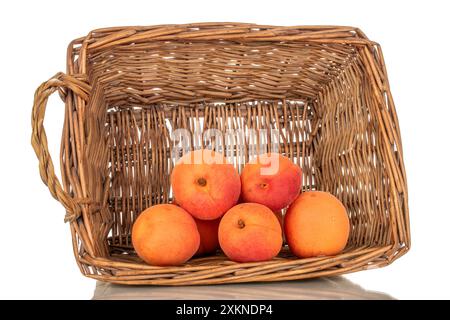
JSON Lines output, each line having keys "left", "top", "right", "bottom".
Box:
{"left": 0, "top": 0, "right": 449, "bottom": 299}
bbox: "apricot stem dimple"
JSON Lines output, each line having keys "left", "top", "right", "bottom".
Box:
{"left": 197, "top": 177, "right": 207, "bottom": 186}
{"left": 238, "top": 219, "right": 245, "bottom": 229}
{"left": 260, "top": 183, "right": 268, "bottom": 189}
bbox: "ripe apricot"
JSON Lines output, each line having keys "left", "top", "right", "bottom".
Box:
{"left": 241, "top": 153, "right": 302, "bottom": 211}
{"left": 218, "top": 203, "right": 282, "bottom": 262}
{"left": 132, "top": 204, "right": 200, "bottom": 266}
{"left": 171, "top": 149, "right": 241, "bottom": 220}
{"left": 285, "top": 191, "right": 350, "bottom": 258}
{"left": 195, "top": 218, "right": 220, "bottom": 256}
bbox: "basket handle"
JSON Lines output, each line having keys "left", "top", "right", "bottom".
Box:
{"left": 31, "top": 72, "right": 91, "bottom": 223}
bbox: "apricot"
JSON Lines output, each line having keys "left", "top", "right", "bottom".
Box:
{"left": 131, "top": 204, "right": 200, "bottom": 266}
{"left": 218, "top": 203, "right": 282, "bottom": 262}
{"left": 172, "top": 199, "right": 220, "bottom": 256}
{"left": 240, "top": 153, "right": 302, "bottom": 211}
{"left": 195, "top": 218, "right": 220, "bottom": 256}
{"left": 171, "top": 149, "right": 241, "bottom": 220}
{"left": 285, "top": 191, "right": 350, "bottom": 258}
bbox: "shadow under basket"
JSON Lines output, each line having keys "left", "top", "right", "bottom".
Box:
{"left": 31, "top": 23, "right": 409, "bottom": 285}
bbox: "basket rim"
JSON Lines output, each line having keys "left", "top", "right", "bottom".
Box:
{"left": 68, "top": 23, "right": 376, "bottom": 58}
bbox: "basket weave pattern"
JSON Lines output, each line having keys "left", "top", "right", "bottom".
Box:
{"left": 31, "top": 23, "right": 409, "bottom": 285}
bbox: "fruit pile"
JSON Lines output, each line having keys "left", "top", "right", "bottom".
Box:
{"left": 132, "top": 149, "right": 350, "bottom": 266}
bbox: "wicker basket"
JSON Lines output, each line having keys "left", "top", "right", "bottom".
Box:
{"left": 31, "top": 23, "right": 409, "bottom": 285}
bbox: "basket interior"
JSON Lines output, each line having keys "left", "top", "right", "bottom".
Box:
{"left": 81, "top": 39, "right": 396, "bottom": 259}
